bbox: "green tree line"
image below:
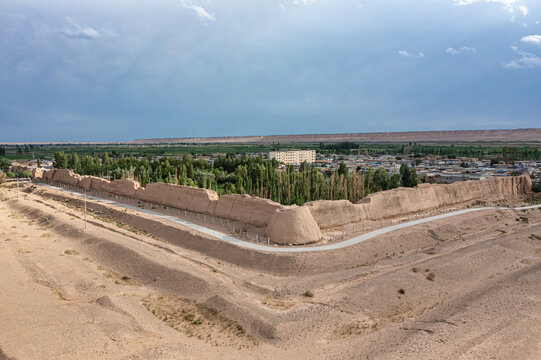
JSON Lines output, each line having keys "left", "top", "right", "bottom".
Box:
{"left": 318, "top": 142, "right": 541, "bottom": 160}
{"left": 52, "top": 151, "right": 421, "bottom": 206}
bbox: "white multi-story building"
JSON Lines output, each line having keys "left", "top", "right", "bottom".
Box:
{"left": 269, "top": 150, "right": 316, "bottom": 165}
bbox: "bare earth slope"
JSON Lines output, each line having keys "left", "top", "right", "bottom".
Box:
{"left": 131, "top": 128, "right": 541, "bottom": 144}
{"left": 1, "top": 183, "right": 540, "bottom": 359}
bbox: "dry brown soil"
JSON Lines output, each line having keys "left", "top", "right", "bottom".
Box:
{"left": 1, "top": 183, "right": 540, "bottom": 359}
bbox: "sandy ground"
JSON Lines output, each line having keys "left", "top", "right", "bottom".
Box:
{"left": 1, "top": 182, "right": 540, "bottom": 359}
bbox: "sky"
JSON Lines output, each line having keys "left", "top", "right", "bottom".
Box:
{"left": 1, "top": 0, "right": 540, "bottom": 142}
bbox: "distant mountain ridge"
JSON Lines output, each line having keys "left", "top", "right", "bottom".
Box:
{"left": 131, "top": 128, "right": 541, "bottom": 145}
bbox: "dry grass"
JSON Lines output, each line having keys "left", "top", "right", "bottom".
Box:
{"left": 261, "top": 298, "right": 296, "bottom": 310}
{"left": 334, "top": 319, "right": 379, "bottom": 337}
{"left": 98, "top": 266, "right": 138, "bottom": 286}
{"left": 142, "top": 295, "right": 256, "bottom": 348}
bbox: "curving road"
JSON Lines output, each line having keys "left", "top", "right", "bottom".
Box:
{"left": 38, "top": 183, "right": 541, "bottom": 253}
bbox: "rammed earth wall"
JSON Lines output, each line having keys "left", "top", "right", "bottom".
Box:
{"left": 37, "top": 170, "right": 532, "bottom": 245}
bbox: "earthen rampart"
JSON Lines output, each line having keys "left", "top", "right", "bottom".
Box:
{"left": 36, "top": 170, "right": 531, "bottom": 246}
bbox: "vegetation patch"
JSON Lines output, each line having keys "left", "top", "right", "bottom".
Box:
{"left": 334, "top": 319, "right": 379, "bottom": 337}
{"left": 142, "top": 295, "right": 255, "bottom": 348}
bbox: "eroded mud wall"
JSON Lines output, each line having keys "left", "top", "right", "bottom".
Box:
{"left": 37, "top": 170, "right": 531, "bottom": 246}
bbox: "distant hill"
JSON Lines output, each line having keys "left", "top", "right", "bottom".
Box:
{"left": 131, "top": 128, "right": 541, "bottom": 145}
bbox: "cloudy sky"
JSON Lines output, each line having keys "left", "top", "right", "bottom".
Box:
{"left": 1, "top": 0, "right": 540, "bottom": 142}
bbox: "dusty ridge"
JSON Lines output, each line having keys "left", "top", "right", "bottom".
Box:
{"left": 130, "top": 128, "right": 541, "bottom": 144}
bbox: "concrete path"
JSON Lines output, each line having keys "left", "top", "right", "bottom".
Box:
{"left": 38, "top": 183, "right": 541, "bottom": 253}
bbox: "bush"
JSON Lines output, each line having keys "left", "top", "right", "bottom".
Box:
{"left": 0, "top": 158, "right": 11, "bottom": 172}
{"left": 6, "top": 171, "right": 15, "bottom": 178}
{"left": 19, "top": 170, "right": 32, "bottom": 178}
{"left": 532, "top": 182, "right": 541, "bottom": 193}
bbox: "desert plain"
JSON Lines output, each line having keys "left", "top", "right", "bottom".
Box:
{"left": 1, "top": 181, "right": 540, "bottom": 360}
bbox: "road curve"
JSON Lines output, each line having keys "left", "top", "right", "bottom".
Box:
{"left": 37, "top": 183, "right": 541, "bottom": 253}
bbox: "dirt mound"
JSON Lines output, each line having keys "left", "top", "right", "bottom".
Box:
{"left": 265, "top": 206, "right": 322, "bottom": 245}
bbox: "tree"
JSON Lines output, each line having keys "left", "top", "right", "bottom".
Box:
{"left": 0, "top": 158, "right": 11, "bottom": 172}
{"left": 364, "top": 168, "right": 375, "bottom": 195}
{"left": 400, "top": 163, "right": 416, "bottom": 187}
{"left": 67, "top": 153, "right": 79, "bottom": 170}
{"left": 389, "top": 173, "right": 401, "bottom": 189}
{"left": 373, "top": 168, "right": 389, "bottom": 191}
{"left": 337, "top": 162, "right": 348, "bottom": 178}
{"left": 53, "top": 151, "right": 68, "bottom": 169}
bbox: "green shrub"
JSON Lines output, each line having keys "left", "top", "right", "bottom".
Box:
{"left": 19, "top": 170, "right": 32, "bottom": 178}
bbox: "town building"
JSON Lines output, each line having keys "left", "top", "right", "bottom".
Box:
{"left": 269, "top": 150, "right": 316, "bottom": 165}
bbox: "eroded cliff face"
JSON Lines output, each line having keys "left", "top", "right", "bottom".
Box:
{"left": 36, "top": 170, "right": 531, "bottom": 246}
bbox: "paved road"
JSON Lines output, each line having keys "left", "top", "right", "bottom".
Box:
{"left": 38, "top": 183, "right": 541, "bottom": 253}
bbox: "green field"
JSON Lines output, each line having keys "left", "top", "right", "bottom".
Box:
{"left": 0, "top": 143, "right": 317, "bottom": 161}
{"left": 1, "top": 142, "right": 540, "bottom": 161}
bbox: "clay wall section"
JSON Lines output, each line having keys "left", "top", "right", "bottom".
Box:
{"left": 214, "top": 194, "right": 283, "bottom": 228}
{"left": 135, "top": 182, "right": 218, "bottom": 215}
{"left": 36, "top": 170, "right": 531, "bottom": 246}
{"left": 304, "top": 176, "right": 532, "bottom": 229}
{"left": 38, "top": 169, "right": 279, "bottom": 228}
